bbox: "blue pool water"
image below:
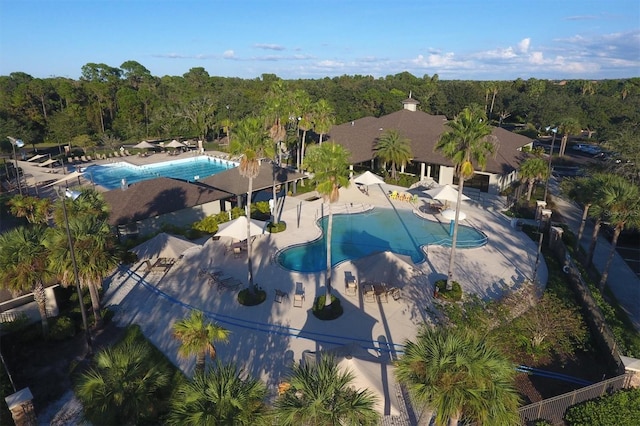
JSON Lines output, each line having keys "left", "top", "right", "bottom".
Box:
{"left": 84, "top": 157, "right": 237, "bottom": 189}
{"left": 277, "top": 208, "right": 487, "bottom": 273}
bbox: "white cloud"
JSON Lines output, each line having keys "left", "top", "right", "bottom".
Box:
{"left": 223, "top": 50, "right": 235, "bottom": 59}
{"left": 253, "top": 43, "right": 285, "bottom": 51}
{"left": 529, "top": 51, "right": 545, "bottom": 65}
{"left": 517, "top": 38, "right": 531, "bottom": 54}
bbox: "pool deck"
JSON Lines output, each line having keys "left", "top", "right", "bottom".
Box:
{"left": 100, "top": 177, "right": 546, "bottom": 423}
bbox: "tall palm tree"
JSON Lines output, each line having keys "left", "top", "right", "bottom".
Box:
{"left": 303, "top": 142, "right": 351, "bottom": 307}
{"left": 76, "top": 341, "right": 171, "bottom": 425}
{"left": 519, "top": 157, "right": 548, "bottom": 201}
{"left": 274, "top": 356, "right": 379, "bottom": 426}
{"left": 435, "top": 106, "right": 497, "bottom": 289}
{"left": 560, "top": 175, "right": 605, "bottom": 252}
{"left": 6, "top": 195, "right": 51, "bottom": 224}
{"left": 0, "top": 226, "right": 51, "bottom": 335}
{"left": 374, "top": 129, "right": 413, "bottom": 181}
{"left": 295, "top": 90, "right": 313, "bottom": 171}
{"left": 395, "top": 327, "right": 520, "bottom": 426}
{"left": 596, "top": 178, "right": 640, "bottom": 290}
{"left": 558, "top": 117, "right": 582, "bottom": 157}
{"left": 167, "top": 362, "right": 268, "bottom": 426}
{"left": 313, "top": 99, "right": 335, "bottom": 145}
{"left": 230, "top": 117, "right": 273, "bottom": 291}
{"left": 173, "top": 310, "right": 231, "bottom": 374}
{"left": 263, "top": 81, "right": 289, "bottom": 224}
{"left": 45, "top": 212, "right": 117, "bottom": 328}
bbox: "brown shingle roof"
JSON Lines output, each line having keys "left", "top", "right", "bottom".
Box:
{"left": 325, "top": 109, "right": 530, "bottom": 174}
{"left": 199, "top": 162, "right": 306, "bottom": 195}
{"left": 103, "top": 177, "right": 230, "bottom": 226}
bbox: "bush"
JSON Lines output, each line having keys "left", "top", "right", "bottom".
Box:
{"left": 0, "top": 312, "right": 30, "bottom": 334}
{"left": 48, "top": 316, "right": 76, "bottom": 340}
{"left": 435, "top": 279, "right": 462, "bottom": 302}
{"left": 267, "top": 221, "right": 287, "bottom": 233}
{"left": 237, "top": 287, "right": 267, "bottom": 306}
{"left": 564, "top": 388, "right": 640, "bottom": 426}
{"left": 312, "top": 294, "right": 343, "bottom": 320}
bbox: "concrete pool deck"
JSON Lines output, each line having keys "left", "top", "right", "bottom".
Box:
{"left": 101, "top": 179, "right": 546, "bottom": 422}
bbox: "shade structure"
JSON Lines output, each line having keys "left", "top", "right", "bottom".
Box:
{"left": 424, "top": 184, "right": 471, "bottom": 204}
{"left": 132, "top": 140, "right": 158, "bottom": 149}
{"left": 38, "top": 158, "right": 58, "bottom": 167}
{"left": 336, "top": 356, "right": 401, "bottom": 416}
{"left": 215, "top": 216, "right": 269, "bottom": 240}
{"left": 166, "top": 140, "right": 185, "bottom": 149}
{"left": 441, "top": 209, "right": 466, "bottom": 221}
{"left": 131, "top": 232, "right": 199, "bottom": 260}
{"left": 353, "top": 171, "right": 384, "bottom": 186}
{"left": 26, "top": 154, "right": 47, "bottom": 162}
{"left": 44, "top": 170, "right": 85, "bottom": 187}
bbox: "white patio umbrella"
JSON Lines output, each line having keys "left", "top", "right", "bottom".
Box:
{"left": 441, "top": 208, "right": 467, "bottom": 235}
{"left": 166, "top": 140, "right": 185, "bottom": 149}
{"left": 132, "top": 140, "right": 158, "bottom": 150}
{"left": 424, "top": 184, "right": 470, "bottom": 207}
{"left": 215, "top": 216, "right": 270, "bottom": 240}
{"left": 353, "top": 171, "right": 384, "bottom": 186}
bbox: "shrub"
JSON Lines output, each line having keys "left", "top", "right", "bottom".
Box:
{"left": 0, "top": 312, "right": 30, "bottom": 334}
{"left": 192, "top": 215, "right": 219, "bottom": 233}
{"left": 312, "top": 294, "right": 343, "bottom": 320}
{"left": 237, "top": 287, "right": 267, "bottom": 306}
{"left": 267, "top": 221, "right": 286, "bottom": 233}
{"left": 48, "top": 316, "right": 76, "bottom": 340}
{"left": 564, "top": 388, "right": 640, "bottom": 426}
{"left": 435, "top": 279, "right": 462, "bottom": 302}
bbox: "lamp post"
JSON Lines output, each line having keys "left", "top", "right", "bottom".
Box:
{"left": 59, "top": 187, "right": 93, "bottom": 356}
{"left": 7, "top": 137, "right": 25, "bottom": 195}
{"left": 542, "top": 126, "right": 558, "bottom": 203}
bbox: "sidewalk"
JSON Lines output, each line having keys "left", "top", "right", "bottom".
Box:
{"left": 548, "top": 179, "right": 640, "bottom": 333}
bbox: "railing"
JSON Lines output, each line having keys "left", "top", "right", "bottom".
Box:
{"left": 518, "top": 373, "right": 631, "bottom": 425}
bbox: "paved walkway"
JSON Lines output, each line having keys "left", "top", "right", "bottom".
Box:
{"left": 99, "top": 180, "right": 545, "bottom": 423}
{"left": 547, "top": 178, "right": 640, "bottom": 333}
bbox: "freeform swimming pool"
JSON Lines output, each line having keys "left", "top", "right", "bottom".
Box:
{"left": 277, "top": 208, "right": 488, "bottom": 273}
{"left": 84, "top": 156, "right": 237, "bottom": 189}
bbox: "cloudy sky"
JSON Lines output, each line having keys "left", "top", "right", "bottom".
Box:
{"left": 1, "top": 0, "right": 638, "bottom": 80}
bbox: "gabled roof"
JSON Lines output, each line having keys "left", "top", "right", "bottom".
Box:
{"left": 199, "top": 162, "right": 306, "bottom": 195}
{"left": 325, "top": 109, "right": 530, "bottom": 174}
{"left": 103, "top": 177, "right": 230, "bottom": 226}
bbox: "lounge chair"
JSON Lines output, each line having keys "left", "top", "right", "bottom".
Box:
{"left": 363, "top": 285, "right": 376, "bottom": 303}
{"left": 345, "top": 272, "right": 358, "bottom": 296}
{"left": 390, "top": 190, "right": 398, "bottom": 200}
{"left": 293, "top": 282, "right": 305, "bottom": 307}
{"left": 387, "top": 286, "right": 401, "bottom": 301}
{"left": 275, "top": 289, "right": 288, "bottom": 303}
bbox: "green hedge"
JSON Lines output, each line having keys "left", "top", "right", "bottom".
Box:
{"left": 564, "top": 388, "right": 640, "bottom": 426}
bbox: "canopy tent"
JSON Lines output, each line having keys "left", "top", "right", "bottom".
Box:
{"left": 424, "top": 184, "right": 470, "bottom": 206}
{"left": 353, "top": 171, "right": 385, "bottom": 186}
{"left": 132, "top": 140, "right": 158, "bottom": 150}
{"left": 131, "top": 232, "right": 199, "bottom": 260}
{"left": 215, "top": 216, "right": 270, "bottom": 240}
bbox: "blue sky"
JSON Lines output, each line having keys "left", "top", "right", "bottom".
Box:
{"left": 1, "top": 0, "right": 638, "bottom": 81}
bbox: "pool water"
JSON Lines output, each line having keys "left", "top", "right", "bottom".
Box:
{"left": 84, "top": 157, "right": 237, "bottom": 189}
{"left": 277, "top": 208, "right": 487, "bottom": 273}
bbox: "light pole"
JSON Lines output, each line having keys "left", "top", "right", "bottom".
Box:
{"left": 542, "top": 126, "right": 558, "bottom": 203}
{"left": 7, "top": 137, "right": 25, "bottom": 195}
{"left": 59, "top": 187, "right": 93, "bottom": 356}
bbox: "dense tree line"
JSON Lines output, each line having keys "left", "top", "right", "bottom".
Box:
{"left": 1, "top": 61, "right": 639, "bottom": 154}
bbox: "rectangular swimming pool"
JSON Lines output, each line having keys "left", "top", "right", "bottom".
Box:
{"left": 84, "top": 156, "right": 237, "bottom": 189}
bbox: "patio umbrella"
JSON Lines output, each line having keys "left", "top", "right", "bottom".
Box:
{"left": 132, "top": 140, "right": 158, "bottom": 150}
{"left": 424, "top": 184, "right": 470, "bottom": 207}
{"left": 215, "top": 216, "right": 269, "bottom": 240}
{"left": 166, "top": 140, "right": 185, "bottom": 149}
{"left": 441, "top": 208, "right": 467, "bottom": 236}
{"left": 353, "top": 171, "right": 384, "bottom": 186}
{"left": 131, "top": 232, "right": 199, "bottom": 260}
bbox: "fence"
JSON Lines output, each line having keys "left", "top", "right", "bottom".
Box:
{"left": 518, "top": 373, "right": 632, "bottom": 425}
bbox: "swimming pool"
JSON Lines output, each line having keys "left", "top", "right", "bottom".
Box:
{"left": 84, "top": 156, "right": 237, "bottom": 189}
{"left": 277, "top": 208, "right": 487, "bottom": 273}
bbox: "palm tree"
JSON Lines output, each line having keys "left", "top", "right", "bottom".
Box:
{"left": 274, "top": 356, "right": 379, "bottom": 426}
{"left": 263, "top": 81, "right": 289, "bottom": 225}
{"left": 76, "top": 341, "right": 171, "bottom": 425}
{"left": 167, "top": 362, "right": 268, "bottom": 426}
{"left": 173, "top": 310, "right": 231, "bottom": 374}
{"left": 584, "top": 174, "right": 623, "bottom": 269}
{"left": 596, "top": 178, "right": 640, "bottom": 290}
{"left": 229, "top": 117, "right": 272, "bottom": 291}
{"left": 45, "top": 212, "right": 117, "bottom": 328}
{"left": 296, "top": 90, "right": 313, "bottom": 170}
{"left": 374, "top": 129, "right": 413, "bottom": 181}
{"left": 558, "top": 117, "right": 582, "bottom": 157}
{"left": 303, "top": 142, "right": 351, "bottom": 307}
{"left": 435, "top": 106, "right": 497, "bottom": 289}
{"left": 560, "top": 175, "right": 605, "bottom": 252}
{"left": 519, "top": 157, "right": 548, "bottom": 201}
{"left": 0, "top": 226, "right": 51, "bottom": 335}
{"left": 6, "top": 195, "right": 51, "bottom": 224}
{"left": 395, "top": 327, "right": 520, "bottom": 426}
{"left": 313, "top": 99, "right": 335, "bottom": 145}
